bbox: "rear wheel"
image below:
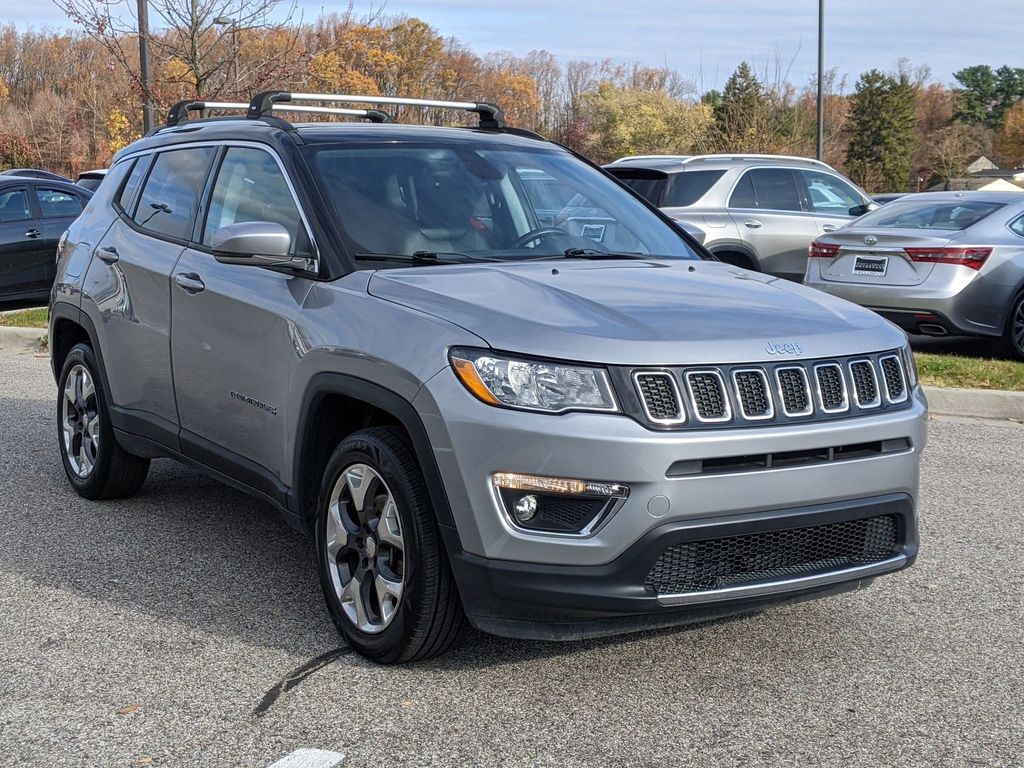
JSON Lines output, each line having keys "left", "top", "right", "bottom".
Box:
{"left": 315, "top": 426, "right": 466, "bottom": 663}
{"left": 57, "top": 343, "right": 150, "bottom": 499}
{"left": 997, "top": 291, "right": 1024, "bottom": 361}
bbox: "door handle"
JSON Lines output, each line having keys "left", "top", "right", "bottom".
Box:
{"left": 25, "top": 229, "right": 41, "bottom": 239}
{"left": 174, "top": 272, "right": 205, "bottom": 294}
{"left": 743, "top": 219, "right": 762, "bottom": 229}
{"left": 96, "top": 246, "right": 119, "bottom": 264}
{"left": 821, "top": 224, "right": 838, "bottom": 233}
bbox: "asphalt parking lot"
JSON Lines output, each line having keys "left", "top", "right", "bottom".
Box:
{"left": 1, "top": 346, "right": 1022, "bottom": 768}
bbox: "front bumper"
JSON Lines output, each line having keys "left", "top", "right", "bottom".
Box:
{"left": 450, "top": 494, "right": 916, "bottom": 640}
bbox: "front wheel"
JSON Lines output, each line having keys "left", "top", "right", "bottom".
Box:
{"left": 314, "top": 427, "right": 466, "bottom": 663}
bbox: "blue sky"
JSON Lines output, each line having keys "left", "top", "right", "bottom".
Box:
{"left": 7, "top": 0, "right": 1020, "bottom": 90}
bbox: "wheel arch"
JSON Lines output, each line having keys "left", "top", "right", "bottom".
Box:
{"left": 292, "top": 373, "right": 462, "bottom": 551}
{"left": 707, "top": 243, "right": 761, "bottom": 271}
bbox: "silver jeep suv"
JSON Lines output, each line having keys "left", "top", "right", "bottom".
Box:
{"left": 606, "top": 154, "right": 875, "bottom": 281}
{"left": 49, "top": 93, "right": 925, "bottom": 663}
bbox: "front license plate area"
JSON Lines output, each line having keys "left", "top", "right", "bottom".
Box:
{"left": 853, "top": 255, "right": 888, "bottom": 276}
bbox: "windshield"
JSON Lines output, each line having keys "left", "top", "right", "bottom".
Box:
{"left": 304, "top": 141, "right": 701, "bottom": 265}
{"left": 854, "top": 198, "right": 1007, "bottom": 231}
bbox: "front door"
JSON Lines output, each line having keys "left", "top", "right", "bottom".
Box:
{"left": 0, "top": 186, "right": 48, "bottom": 301}
{"left": 170, "top": 145, "right": 317, "bottom": 491}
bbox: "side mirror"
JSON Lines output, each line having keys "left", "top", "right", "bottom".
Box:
{"left": 211, "top": 221, "right": 297, "bottom": 267}
{"left": 848, "top": 202, "right": 879, "bottom": 217}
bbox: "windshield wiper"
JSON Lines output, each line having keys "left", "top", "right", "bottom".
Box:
{"left": 522, "top": 248, "right": 649, "bottom": 261}
{"left": 355, "top": 251, "right": 500, "bottom": 265}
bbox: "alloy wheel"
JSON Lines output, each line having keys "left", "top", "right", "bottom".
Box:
{"left": 1014, "top": 297, "right": 1024, "bottom": 355}
{"left": 61, "top": 363, "right": 99, "bottom": 478}
{"left": 324, "top": 463, "right": 406, "bottom": 634}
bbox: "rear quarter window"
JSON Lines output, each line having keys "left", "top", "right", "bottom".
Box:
{"left": 662, "top": 170, "right": 725, "bottom": 207}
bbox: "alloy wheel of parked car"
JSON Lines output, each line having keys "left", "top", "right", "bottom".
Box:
{"left": 324, "top": 462, "right": 406, "bottom": 633}
{"left": 315, "top": 427, "right": 466, "bottom": 663}
{"left": 56, "top": 343, "right": 150, "bottom": 499}
{"left": 1005, "top": 293, "right": 1024, "bottom": 360}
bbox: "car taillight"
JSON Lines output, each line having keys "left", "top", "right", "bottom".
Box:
{"left": 808, "top": 241, "right": 840, "bottom": 258}
{"left": 903, "top": 247, "right": 992, "bottom": 270}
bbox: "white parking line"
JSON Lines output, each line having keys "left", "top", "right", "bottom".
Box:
{"left": 268, "top": 748, "right": 345, "bottom": 768}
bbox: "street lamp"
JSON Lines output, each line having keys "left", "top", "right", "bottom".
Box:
{"left": 816, "top": 0, "right": 825, "bottom": 161}
{"left": 213, "top": 16, "right": 240, "bottom": 97}
{"left": 137, "top": 0, "right": 155, "bottom": 132}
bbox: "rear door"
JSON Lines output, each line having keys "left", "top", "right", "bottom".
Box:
{"left": 82, "top": 147, "right": 216, "bottom": 442}
{"left": 0, "top": 185, "right": 49, "bottom": 300}
{"left": 171, "top": 145, "right": 317, "bottom": 489}
{"left": 31, "top": 185, "right": 88, "bottom": 293}
{"left": 728, "top": 167, "right": 820, "bottom": 280}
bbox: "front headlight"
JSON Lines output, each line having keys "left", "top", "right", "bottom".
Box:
{"left": 900, "top": 342, "right": 918, "bottom": 388}
{"left": 449, "top": 348, "right": 618, "bottom": 413}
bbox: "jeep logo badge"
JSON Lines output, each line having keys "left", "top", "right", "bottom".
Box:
{"left": 765, "top": 341, "right": 805, "bottom": 356}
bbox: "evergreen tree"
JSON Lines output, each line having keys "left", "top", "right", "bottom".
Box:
{"left": 846, "top": 69, "right": 917, "bottom": 192}
{"left": 714, "top": 62, "right": 770, "bottom": 150}
{"left": 954, "top": 64, "right": 1024, "bottom": 128}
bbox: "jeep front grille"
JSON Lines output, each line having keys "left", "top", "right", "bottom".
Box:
{"left": 645, "top": 514, "right": 900, "bottom": 596}
{"left": 627, "top": 350, "right": 910, "bottom": 430}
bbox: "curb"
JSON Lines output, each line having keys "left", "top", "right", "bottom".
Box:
{"left": 0, "top": 326, "right": 46, "bottom": 351}
{"left": 923, "top": 384, "right": 1024, "bottom": 421}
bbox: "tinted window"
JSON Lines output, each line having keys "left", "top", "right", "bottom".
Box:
{"left": 35, "top": 187, "right": 84, "bottom": 218}
{"left": 663, "top": 170, "right": 725, "bottom": 207}
{"left": 118, "top": 158, "right": 147, "bottom": 212}
{"left": 612, "top": 173, "right": 667, "bottom": 205}
{"left": 801, "top": 170, "right": 863, "bottom": 214}
{"left": 134, "top": 148, "right": 215, "bottom": 240}
{"left": 728, "top": 173, "right": 757, "bottom": 208}
{"left": 1010, "top": 215, "right": 1024, "bottom": 238}
{"left": 854, "top": 199, "right": 1006, "bottom": 231}
{"left": 749, "top": 168, "right": 802, "bottom": 212}
{"left": 0, "top": 189, "right": 31, "bottom": 222}
{"left": 204, "top": 147, "right": 307, "bottom": 255}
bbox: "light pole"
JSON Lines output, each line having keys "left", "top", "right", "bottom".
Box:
{"left": 815, "top": 0, "right": 825, "bottom": 161}
{"left": 213, "top": 16, "right": 239, "bottom": 97}
{"left": 137, "top": 0, "right": 155, "bottom": 132}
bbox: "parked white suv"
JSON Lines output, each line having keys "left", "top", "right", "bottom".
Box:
{"left": 606, "top": 155, "right": 876, "bottom": 281}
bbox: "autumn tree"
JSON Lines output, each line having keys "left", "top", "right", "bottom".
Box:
{"left": 995, "top": 101, "right": 1024, "bottom": 168}
{"left": 846, "top": 70, "right": 917, "bottom": 192}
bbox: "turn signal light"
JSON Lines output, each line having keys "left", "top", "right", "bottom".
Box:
{"left": 903, "top": 247, "right": 992, "bottom": 270}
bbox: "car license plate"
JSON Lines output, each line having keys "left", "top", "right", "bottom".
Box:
{"left": 852, "top": 255, "right": 888, "bottom": 276}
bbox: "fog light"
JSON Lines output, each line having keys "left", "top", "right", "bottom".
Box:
{"left": 514, "top": 494, "right": 538, "bottom": 522}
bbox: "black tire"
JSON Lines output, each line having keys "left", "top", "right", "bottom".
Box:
{"left": 996, "top": 291, "right": 1024, "bottom": 361}
{"left": 314, "top": 426, "right": 466, "bottom": 663}
{"left": 57, "top": 343, "right": 150, "bottom": 499}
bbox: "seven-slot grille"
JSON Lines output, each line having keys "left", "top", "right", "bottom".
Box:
{"left": 645, "top": 514, "right": 900, "bottom": 596}
{"left": 633, "top": 372, "right": 684, "bottom": 424}
{"left": 685, "top": 371, "right": 730, "bottom": 422}
{"left": 631, "top": 351, "right": 909, "bottom": 429}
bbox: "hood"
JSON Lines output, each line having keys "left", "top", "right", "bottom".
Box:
{"left": 368, "top": 260, "right": 906, "bottom": 365}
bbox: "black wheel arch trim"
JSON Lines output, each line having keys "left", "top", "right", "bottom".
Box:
{"left": 707, "top": 243, "right": 760, "bottom": 269}
{"left": 292, "top": 372, "right": 464, "bottom": 551}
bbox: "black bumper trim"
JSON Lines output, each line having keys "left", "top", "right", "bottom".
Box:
{"left": 449, "top": 494, "right": 917, "bottom": 641}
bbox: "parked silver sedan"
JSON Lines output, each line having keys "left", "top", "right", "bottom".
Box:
{"left": 804, "top": 191, "right": 1024, "bottom": 357}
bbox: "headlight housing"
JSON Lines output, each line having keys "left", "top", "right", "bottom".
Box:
{"left": 900, "top": 342, "right": 918, "bottom": 388}
{"left": 449, "top": 348, "right": 618, "bottom": 413}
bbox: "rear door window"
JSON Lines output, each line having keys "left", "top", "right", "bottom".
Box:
{"left": 0, "top": 189, "right": 32, "bottom": 222}
{"left": 662, "top": 170, "right": 725, "bottom": 207}
{"left": 35, "top": 187, "right": 84, "bottom": 219}
{"left": 745, "top": 168, "right": 803, "bottom": 212}
{"left": 133, "top": 148, "right": 215, "bottom": 240}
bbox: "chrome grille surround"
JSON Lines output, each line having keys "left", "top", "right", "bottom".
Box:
{"left": 632, "top": 371, "right": 685, "bottom": 425}
{"left": 813, "top": 362, "right": 849, "bottom": 414}
{"left": 731, "top": 368, "right": 774, "bottom": 421}
{"left": 774, "top": 365, "right": 813, "bottom": 417}
{"left": 848, "top": 359, "right": 881, "bottom": 409}
{"left": 879, "top": 354, "right": 909, "bottom": 404}
{"left": 684, "top": 370, "right": 732, "bottom": 423}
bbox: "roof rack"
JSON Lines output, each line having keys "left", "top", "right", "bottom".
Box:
{"left": 164, "top": 99, "right": 392, "bottom": 128}
{"left": 610, "top": 155, "right": 692, "bottom": 164}
{"left": 248, "top": 92, "right": 505, "bottom": 129}
{"left": 682, "top": 154, "right": 832, "bottom": 168}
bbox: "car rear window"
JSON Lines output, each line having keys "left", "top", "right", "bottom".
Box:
{"left": 662, "top": 170, "right": 725, "bottom": 207}
{"left": 854, "top": 199, "right": 1007, "bottom": 231}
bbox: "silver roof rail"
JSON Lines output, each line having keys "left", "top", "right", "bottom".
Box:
{"left": 681, "top": 154, "right": 832, "bottom": 168}
{"left": 163, "top": 99, "right": 391, "bottom": 127}
{"left": 609, "top": 155, "right": 692, "bottom": 164}
{"left": 248, "top": 91, "right": 506, "bottom": 129}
